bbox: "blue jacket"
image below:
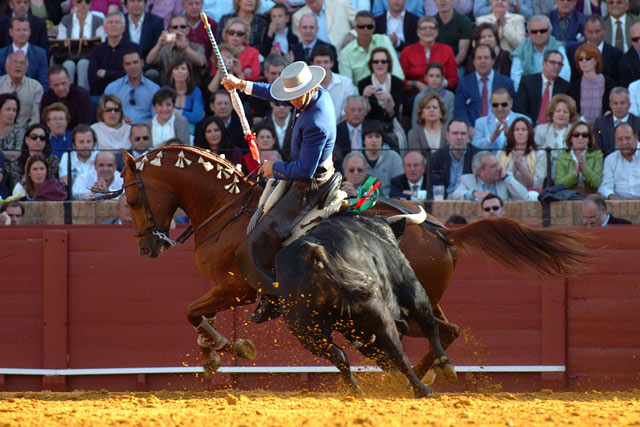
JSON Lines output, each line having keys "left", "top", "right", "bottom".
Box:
{"left": 454, "top": 71, "right": 515, "bottom": 128}
{"left": 251, "top": 82, "right": 336, "bottom": 180}
{"left": 123, "top": 12, "right": 164, "bottom": 59}
{"left": 0, "top": 44, "right": 49, "bottom": 89}
{"left": 548, "top": 9, "right": 585, "bottom": 43}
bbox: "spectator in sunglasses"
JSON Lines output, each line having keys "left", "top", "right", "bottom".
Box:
{"left": 218, "top": 17, "right": 260, "bottom": 81}
{"left": 92, "top": 94, "right": 132, "bottom": 151}
{"left": 509, "top": 15, "right": 571, "bottom": 90}
{"left": 340, "top": 151, "right": 370, "bottom": 199}
{"left": 115, "top": 123, "right": 152, "bottom": 170}
{"left": 471, "top": 87, "right": 529, "bottom": 152}
{"left": 358, "top": 47, "right": 403, "bottom": 125}
{"left": 554, "top": 120, "right": 603, "bottom": 193}
{"left": 339, "top": 10, "right": 403, "bottom": 86}
{"left": 146, "top": 14, "right": 207, "bottom": 85}
{"left": 17, "top": 124, "right": 59, "bottom": 183}
{"left": 567, "top": 43, "right": 615, "bottom": 124}
{"left": 218, "top": 0, "right": 267, "bottom": 50}
{"left": 480, "top": 193, "right": 505, "bottom": 218}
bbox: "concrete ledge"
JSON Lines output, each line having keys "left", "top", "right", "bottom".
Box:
{"left": 13, "top": 200, "right": 640, "bottom": 226}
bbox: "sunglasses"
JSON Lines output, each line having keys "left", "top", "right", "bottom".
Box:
{"left": 491, "top": 102, "right": 509, "bottom": 108}
{"left": 76, "top": 0, "right": 92, "bottom": 4}
{"left": 170, "top": 25, "right": 188, "bottom": 30}
{"left": 572, "top": 132, "right": 590, "bottom": 138}
{"left": 546, "top": 60, "right": 563, "bottom": 67}
{"left": 632, "top": 36, "right": 640, "bottom": 42}
{"left": 105, "top": 107, "right": 121, "bottom": 113}
{"left": 28, "top": 133, "right": 47, "bottom": 141}
{"left": 356, "top": 24, "right": 374, "bottom": 30}
{"left": 129, "top": 88, "right": 136, "bottom": 106}
{"left": 227, "top": 30, "right": 246, "bottom": 37}
{"left": 347, "top": 168, "right": 365, "bottom": 173}
{"left": 577, "top": 56, "right": 593, "bottom": 62}
{"left": 133, "top": 135, "right": 150, "bottom": 142}
{"left": 483, "top": 206, "right": 501, "bottom": 212}
{"left": 372, "top": 60, "right": 388, "bottom": 64}
{"left": 530, "top": 28, "right": 549, "bottom": 34}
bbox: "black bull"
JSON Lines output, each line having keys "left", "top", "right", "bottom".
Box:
{"left": 274, "top": 212, "right": 456, "bottom": 398}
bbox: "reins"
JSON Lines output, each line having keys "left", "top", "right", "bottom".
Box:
{"left": 124, "top": 165, "right": 256, "bottom": 250}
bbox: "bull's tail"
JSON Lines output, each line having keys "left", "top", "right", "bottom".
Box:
{"left": 443, "top": 218, "right": 592, "bottom": 278}
{"left": 301, "top": 241, "right": 373, "bottom": 308}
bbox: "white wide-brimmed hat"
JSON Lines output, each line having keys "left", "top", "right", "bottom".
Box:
{"left": 270, "top": 61, "right": 326, "bottom": 101}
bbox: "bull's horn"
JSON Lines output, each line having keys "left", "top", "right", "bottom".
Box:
{"left": 386, "top": 205, "right": 427, "bottom": 225}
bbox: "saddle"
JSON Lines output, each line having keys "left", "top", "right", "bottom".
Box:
{"left": 247, "top": 173, "right": 347, "bottom": 247}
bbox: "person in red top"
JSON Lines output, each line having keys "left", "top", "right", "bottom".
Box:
{"left": 400, "top": 16, "right": 458, "bottom": 95}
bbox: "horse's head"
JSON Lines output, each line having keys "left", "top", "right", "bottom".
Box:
{"left": 121, "top": 150, "right": 179, "bottom": 258}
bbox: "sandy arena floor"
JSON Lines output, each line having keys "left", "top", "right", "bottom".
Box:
{"left": 1, "top": 387, "right": 639, "bottom": 427}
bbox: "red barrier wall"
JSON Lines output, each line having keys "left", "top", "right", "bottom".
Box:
{"left": 1, "top": 226, "right": 639, "bottom": 393}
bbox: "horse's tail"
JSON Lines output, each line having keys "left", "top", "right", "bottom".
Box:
{"left": 302, "top": 241, "right": 373, "bottom": 306}
{"left": 442, "top": 218, "right": 592, "bottom": 278}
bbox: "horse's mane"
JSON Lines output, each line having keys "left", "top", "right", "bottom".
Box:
{"left": 93, "top": 145, "right": 252, "bottom": 201}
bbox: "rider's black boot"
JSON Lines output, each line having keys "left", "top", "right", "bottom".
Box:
{"left": 249, "top": 294, "right": 281, "bottom": 323}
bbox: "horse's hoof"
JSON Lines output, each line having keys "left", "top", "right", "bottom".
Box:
{"left": 433, "top": 360, "right": 457, "bottom": 385}
{"left": 203, "top": 353, "right": 222, "bottom": 377}
{"left": 234, "top": 339, "right": 257, "bottom": 361}
{"left": 422, "top": 368, "right": 436, "bottom": 386}
{"left": 347, "top": 377, "right": 364, "bottom": 397}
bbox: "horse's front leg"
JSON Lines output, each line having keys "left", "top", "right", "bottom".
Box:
{"left": 187, "top": 282, "right": 257, "bottom": 375}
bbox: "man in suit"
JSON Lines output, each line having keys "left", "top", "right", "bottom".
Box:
{"left": 619, "top": 22, "right": 640, "bottom": 87}
{"left": 0, "top": 17, "right": 48, "bottom": 89}
{"left": 334, "top": 95, "right": 369, "bottom": 170}
{"left": 515, "top": 50, "right": 570, "bottom": 126}
{"left": 374, "top": 0, "right": 419, "bottom": 53}
{"left": 566, "top": 15, "right": 623, "bottom": 83}
{"left": 41, "top": 66, "right": 95, "bottom": 131}
{"left": 430, "top": 119, "right": 475, "bottom": 199}
{"left": 593, "top": 87, "right": 640, "bottom": 157}
{"left": 292, "top": 0, "right": 357, "bottom": 50}
{"left": 390, "top": 150, "right": 430, "bottom": 200}
{"left": 450, "top": 150, "right": 528, "bottom": 201}
{"left": 290, "top": 14, "right": 339, "bottom": 72}
{"left": 604, "top": 0, "right": 640, "bottom": 52}
{"left": 264, "top": 102, "right": 293, "bottom": 162}
{"left": 471, "top": 88, "right": 529, "bottom": 152}
{"left": 340, "top": 151, "right": 369, "bottom": 199}
{"left": 123, "top": 0, "right": 164, "bottom": 60}
{"left": 454, "top": 44, "right": 515, "bottom": 131}
{"left": 548, "top": 0, "right": 584, "bottom": 42}
{"left": 0, "top": 0, "right": 49, "bottom": 51}
{"left": 582, "top": 193, "right": 632, "bottom": 227}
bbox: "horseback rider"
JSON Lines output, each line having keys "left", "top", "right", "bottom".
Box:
{"left": 222, "top": 61, "right": 337, "bottom": 323}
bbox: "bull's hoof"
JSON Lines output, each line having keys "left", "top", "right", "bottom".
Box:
{"left": 413, "top": 383, "right": 434, "bottom": 399}
{"left": 346, "top": 377, "right": 364, "bottom": 397}
{"left": 203, "top": 353, "right": 222, "bottom": 377}
{"left": 233, "top": 339, "right": 257, "bottom": 361}
{"left": 422, "top": 368, "right": 436, "bottom": 385}
{"left": 433, "top": 357, "right": 457, "bottom": 385}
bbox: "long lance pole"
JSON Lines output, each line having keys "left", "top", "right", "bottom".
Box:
{"left": 200, "top": 12, "right": 259, "bottom": 162}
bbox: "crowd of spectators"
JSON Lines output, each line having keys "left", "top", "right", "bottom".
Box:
{"left": 0, "top": 0, "right": 638, "bottom": 226}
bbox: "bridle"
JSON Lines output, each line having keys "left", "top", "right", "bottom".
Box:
{"left": 124, "top": 168, "right": 255, "bottom": 250}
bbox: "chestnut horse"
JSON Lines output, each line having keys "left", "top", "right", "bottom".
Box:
{"left": 113, "top": 146, "right": 589, "bottom": 381}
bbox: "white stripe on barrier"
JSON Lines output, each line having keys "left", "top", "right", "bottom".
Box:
{"left": 0, "top": 365, "right": 566, "bottom": 376}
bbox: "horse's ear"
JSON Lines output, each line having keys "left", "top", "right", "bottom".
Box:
{"left": 123, "top": 150, "right": 136, "bottom": 172}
